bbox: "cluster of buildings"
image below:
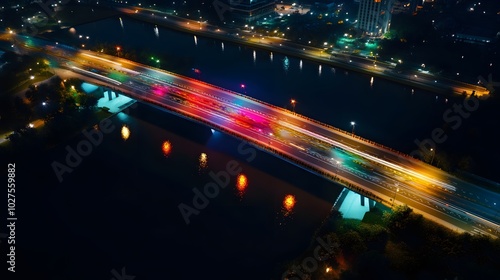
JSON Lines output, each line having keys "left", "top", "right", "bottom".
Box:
{"left": 224, "top": 0, "right": 277, "bottom": 22}
{"left": 224, "top": 0, "right": 402, "bottom": 36}
{"left": 227, "top": 0, "right": 498, "bottom": 45}
{"left": 356, "top": 0, "right": 395, "bottom": 36}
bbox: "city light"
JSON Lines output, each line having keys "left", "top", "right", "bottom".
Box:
{"left": 283, "top": 194, "right": 296, "bottom": 212}
{"left": 199, "top": 152, "right": 207, "bottom": 169}
{"left": 162, "top": 140, "right": 171, "bottom": 155}
{"left": 236, "top": 174, "right": 248, "bottom": 191}
{"left": 121, "top": 125, "right": 130, "bottom": 141}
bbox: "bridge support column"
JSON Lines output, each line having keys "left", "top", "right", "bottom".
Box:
{"left": 334, "top": 189, "right": 372, "bottom": 220}
{"left": 107, "top": 90, "right": 113, "bottom": 101}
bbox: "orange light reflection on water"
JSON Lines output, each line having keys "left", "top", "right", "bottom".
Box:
{"left": 162, "top": 141, "right": 171, "bottom": 156}
{"left": 199, "top": 152, "right": 208, "bottom": 169}
{"left": 283, "top": 194, "right": 296, "bottom": 213}
{"left": 121, "top": 125, "right": 130, "bottom": 140}
{"left": 237, "top": 174, "right": 248, "bottom": 191}
{"left": 236, "top": 174, "right": 248, "bottom": 199}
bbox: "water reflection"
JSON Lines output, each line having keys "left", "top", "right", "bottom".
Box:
{"left": 236, "top": 173, "right": 248, "bottom": 199}
{"left": 283, "top": 194, "right": 296, "bottom": 214}
{"left": 194, "top": 35, "right": 197, "bottom": 46}
{"left": 283, "top": 56, "right": 289, "bottom": 72}
{"left": 370, "top": 76, "right": 374, "bottom": 87}
{"left": 270, "top": 52, "right": 273, "bottom": 62}
{"left": 121, "top": 125, "right": 130, "bottom": 141}
{"left": 318, "top": 65, "right": 322, "bottom": 76}
{"left": 299, "top": 59, "right": 303, "bottom": 71}
{"left": 162, "top": 140, "right": 172, "bottom": 156}
{"left": 221, "top": 42, "right": 224, "bottom": 51}
{"left": 253, "top": 50, "right": 256, "bottom": 63}
{"left": 277, "top": 194, "right": 296, "bottom": 226}
{"left": 154, "top": 25, "right": 159, "bottom": 38}
{"left": 199, "top": 152, "right": 208, "bottom": 170}
{"left": 119, "top": 17, "right": 124, "bottom": 29}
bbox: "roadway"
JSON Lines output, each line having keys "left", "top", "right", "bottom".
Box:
{"left": 6, "top": 33, "right": 500, "bottom": 237}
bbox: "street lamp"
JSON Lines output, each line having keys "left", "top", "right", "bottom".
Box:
{"left": 291, "top": 99, "right": 296, "bottom": 112}
{"left": 350, "top": 121, "right": 355, "bottom": 136}
{"left": 430, "top": 148, "right": 435, "bottom": 165}
{"left": 392, "top": 187, "right": 400, "bottom": 208}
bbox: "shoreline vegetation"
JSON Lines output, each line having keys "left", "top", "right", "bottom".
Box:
{"left": 279, "top": 204, "right": 500, "bottom": 280}
{"left": 0, "top": 52, "right": 112, "bottom": 157}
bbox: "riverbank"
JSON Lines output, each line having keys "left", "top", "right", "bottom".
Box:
{"left": 121, "top": 10, "right": 488, "bottom": 98}
{"left": 281, "top": 204, "right": 500, "bottom": 279}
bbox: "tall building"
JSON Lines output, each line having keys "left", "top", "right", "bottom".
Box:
{"left": 226, "top": 0, "right": 276, "bottom": 22}
{"left": 357, "top": 0, "right": 394, "bottom": 36}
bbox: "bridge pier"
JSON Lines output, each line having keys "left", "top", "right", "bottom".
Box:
{"left": 99, "top": 86, "right": 120, "bottom": 101}
{"left": 333, "top": 188, "right": 374, "bottom": 220}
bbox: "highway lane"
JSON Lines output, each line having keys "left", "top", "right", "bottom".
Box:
{"left": 7, "top": 34, "right": 500, "bottom": 237}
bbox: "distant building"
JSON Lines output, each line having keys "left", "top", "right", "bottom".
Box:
{"left": 225, "top": 0, "right": 276, "bottom": 22}
{"left": 357, "top": 0, "right": 395, "bottom": 36}
{"left": 454, "top": 27, "right": 499, "bottom": 45}
{"left": 392, "top": 1, "right": 417, "bottom": 14}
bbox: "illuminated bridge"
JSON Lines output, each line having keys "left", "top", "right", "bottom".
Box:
{"left": 7, "top": 33, "right": 500, "bottom": 238}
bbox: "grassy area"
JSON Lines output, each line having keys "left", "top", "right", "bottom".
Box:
{"left": 4, "top": 71, "right": 54, "bottom": 95}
